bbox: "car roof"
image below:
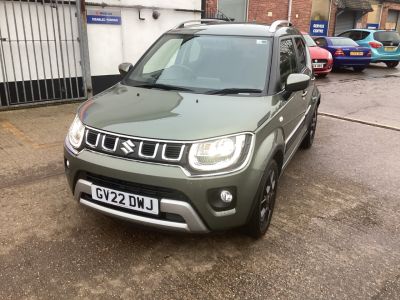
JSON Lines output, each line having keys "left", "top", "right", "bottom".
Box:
{"left": 168, "top": 22, "right": 301, "bottom": 37}
{"left": 342, "top": 29, "right": 397, "bottom": 33}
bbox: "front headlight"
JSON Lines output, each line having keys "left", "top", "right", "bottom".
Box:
{"left": 188, "top": 134, "right": 251, "bottom": 172}
{"left": 68, "top": 115, "right": 85, "bottom": 149}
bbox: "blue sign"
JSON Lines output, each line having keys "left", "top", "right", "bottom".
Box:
{"left": 367, "top": 23, "right": 379, "bottom": 29}
{"left": 310, "top": 20, "right": 329, "bottom": 37}
{"left": 87, "top": 9, "right": 121, "bottom": 25}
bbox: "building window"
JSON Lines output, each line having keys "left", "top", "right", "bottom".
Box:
{"left": 218, "top": 0, "right": 248, "bottom": 22}
{"left": 311, "top": 0, "right": 331, "bottom": 21}
{"left": 386, "top": 10, "right": 400, "bottom": 32}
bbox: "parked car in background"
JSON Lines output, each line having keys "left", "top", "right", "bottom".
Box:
{"left": 338, "top": 29, "right": 400, "bottom": 68}
{"left": 314, "top": 36, "right": 371, "bottom": 72}
{"left": 302, "top": 32, "right": 333, "bottom": 78}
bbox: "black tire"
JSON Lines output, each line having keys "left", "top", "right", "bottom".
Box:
{"left": 385, "top": 61, "right": 399, "bottom": 68}
{"left": 353, "top": 66, "right": 366, "bottom": 72}
{"left": 301, "top": 106, "right": 318, "bottom": 149}
{"left": 246, "top": 160, "right": 279, "bottom": 239}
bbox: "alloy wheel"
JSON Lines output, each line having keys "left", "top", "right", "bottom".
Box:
{"left": 259, "top": 169, "right": 276, "bottom": 230}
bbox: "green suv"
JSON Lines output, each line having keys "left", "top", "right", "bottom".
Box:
{"left": 64, "top": 20, "right": 320, "bottom": 238}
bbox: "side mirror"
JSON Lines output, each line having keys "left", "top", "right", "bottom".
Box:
{"left": 118, "top": 62, "right": 133, "bottom": 76}
{"left": 285, "top": 74, "right": 310, "bottom": 92}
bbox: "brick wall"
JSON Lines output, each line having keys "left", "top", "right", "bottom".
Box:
{"left": 290, "top": 0, "right": 313, "bottom": 32}
{"left": 380, "top": 2, "right": 400, "bottom": 29}
{"left": 203, "top": 0, "right": 331, "bottom": 34}
{"left": 204, "top": 0, "right": 218, "bottom": 17}
{"left": 328, "top": 2, "right": 337, "bottom": 36}
{"left": 247, "top": 0, "right": 289, "bottom": 23}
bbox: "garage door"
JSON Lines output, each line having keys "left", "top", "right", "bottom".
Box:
{"left": 335, "top": 11, "right": 356, "bottom": 35}
{"left": 386, "top": 10, "right": 400, "bottom": 31}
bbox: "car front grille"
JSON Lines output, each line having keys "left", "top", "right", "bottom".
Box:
{"left": 82, "top": 172, "right": 188, "bottom": 223}
{"left": 313, "top": 59, "right": 327, "bottom": 64}
{"left": 84, "top": 128, "right": 188, "bottom": 165}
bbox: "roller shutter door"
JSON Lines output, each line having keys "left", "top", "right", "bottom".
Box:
{"left": 335, "top": 11, "right": 356, "bottom": 35}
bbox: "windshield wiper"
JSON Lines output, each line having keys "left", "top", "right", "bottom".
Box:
{"left": 134, "top": 83, "right": 194, "bottom": 92}
{"left": 207, "top": 88, "right": 263, "bottom": 95}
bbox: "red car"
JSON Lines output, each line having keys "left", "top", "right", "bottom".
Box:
{"left": 302, "top": 33, "right": 333, "bottom": 78}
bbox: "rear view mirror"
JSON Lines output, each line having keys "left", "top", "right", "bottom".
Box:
{"left": 285, "top": 74, "right": 310, "bottom": 92}
{"left": 118, "top": 62, "right": 133, "bottom": 76}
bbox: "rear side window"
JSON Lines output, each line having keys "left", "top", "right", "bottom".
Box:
{"left": 280, "top": 39, "right": 297, "bottom": 88}
{"left": 374, "top": 31, "right": 400, "bottom": 42}
{"left": 339, "top": 31, "right": 351, "bottom": 38}
{"left": 295, "top": 37, "right": 307, "bottom": 71}
{"left": 330, "top": 38, "right": 359, "bottom": 46}
{"left": 339, "top": 31, "right": 370, "bottom": 41}
{"left": 315, "top": 38, "right": 327, "bottom": 47}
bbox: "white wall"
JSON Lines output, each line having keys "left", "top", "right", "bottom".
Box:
{"left": 86, "top": 0, "right": 201, "bottom": 76}
{"left": 0, "top": 0, "right": 201, "bottom": 81}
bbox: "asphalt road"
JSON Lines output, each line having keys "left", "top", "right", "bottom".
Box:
{"left": 0, "top": 65, "right": 399, "bottom": 299}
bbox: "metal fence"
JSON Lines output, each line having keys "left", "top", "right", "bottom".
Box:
{"left": 0, "top": 0, "right": 90, "bottom": 108}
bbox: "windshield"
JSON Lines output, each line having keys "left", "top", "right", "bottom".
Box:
{"left": 303, "top": 34, "right": 317, "bottom": 47}
{"left": 331, "top": 37, "right": 359, "bottom": 47}
{"left": 125, "top": 34, "right": 271, "bottom": 94}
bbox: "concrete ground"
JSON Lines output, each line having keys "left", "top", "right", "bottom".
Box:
{"left": 0, "top": 64, "right": 399, "bottom": 299}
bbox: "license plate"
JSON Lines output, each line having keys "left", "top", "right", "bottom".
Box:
{"left": 91, "top": 184, "right": 159, "bottom": 215}
{"left": 350, "top": 51, "right": 363, "bottom": 56}
{"left": 313, "top": 63, "right": 324, "bottom": 69}
{"left": 384, "top": 46, "right": 396, "bottom": 52}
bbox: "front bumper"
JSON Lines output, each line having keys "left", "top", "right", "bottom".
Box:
{"left": 75, "top": 179, "right": 208, "bottom": 233}
{"left": 64, "top": 144, "right": 263, "bottom": 233}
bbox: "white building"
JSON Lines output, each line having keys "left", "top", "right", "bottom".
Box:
{"left": 0, "top": 0, "right": 201, "bottom": 107}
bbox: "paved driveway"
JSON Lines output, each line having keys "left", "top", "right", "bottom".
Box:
{"left": 0, "top": 66, "right": 399, "bottom": 299}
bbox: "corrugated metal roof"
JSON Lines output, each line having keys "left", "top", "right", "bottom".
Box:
{"left": 337, "top": 0, "right": 373, "bottom": 11}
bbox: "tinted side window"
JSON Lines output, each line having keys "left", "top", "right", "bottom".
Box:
{"left": 315, "top": 38, "right": 327, "bottom": 47}
{"left": 348, "top": 30, "right": 367, "bottom": 41}
{"left": 280, "top": 39, "right": 297, "bottom": 88}
{"left": 339, "top": 31, "right": 351, "bottom": 38}
{"left": 361, "top": 31, "right": 370, "bottom": 39}
{"left": 295, "top": 37, "right": 307, "bottom": 71}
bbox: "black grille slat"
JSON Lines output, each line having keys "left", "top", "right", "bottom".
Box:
{"left": 86, "top": 131, "right": 98, "bottom": 146}
{"left": 85, "top": 173, "right": 189, "bottom": 202}
{"left": 141, "top": 143, "right": 157, "bottom": 157}
{"left": 164, "top": 145, "right": 182, "bottom": 159}
{"left": 103, "top": 135, "right": 117, "bottom": 150}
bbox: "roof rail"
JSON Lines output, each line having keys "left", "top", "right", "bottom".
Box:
{"left": 174, "top": 19, "right": 227, "bottom": 29}
{"left": 269, "top": 20, "right": 292, "bottom": 32}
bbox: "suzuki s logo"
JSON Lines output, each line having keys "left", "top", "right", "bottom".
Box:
{"left": 121, "top": 140, "right": 135, "bottom": 155}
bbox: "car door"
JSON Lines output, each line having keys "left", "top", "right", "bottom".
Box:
{"left": 277, "top": 37, "right": 308, "bottom": 158}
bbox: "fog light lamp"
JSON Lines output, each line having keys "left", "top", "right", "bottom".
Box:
{"left": 220, "top": 190, "right": 233, "bottom": 203}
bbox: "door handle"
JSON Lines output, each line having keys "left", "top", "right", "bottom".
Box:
{"left": 302, "top": 90, "right": 308, "bottom": 97}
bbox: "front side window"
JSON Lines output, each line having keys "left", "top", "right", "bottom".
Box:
{"left": 126, "top": 34, "right": 272, "bottom": 94}
{"left": 280, "top": 39, "right": 297, "bottom": 88}
{"left": 295, "top": 37, "right": 307, "bottom": 71}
